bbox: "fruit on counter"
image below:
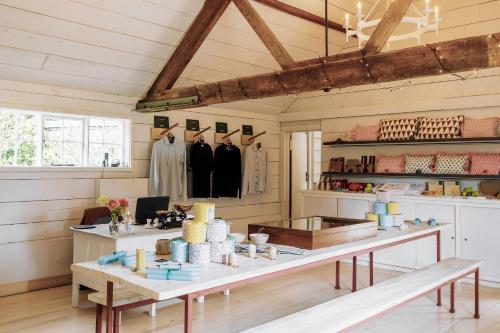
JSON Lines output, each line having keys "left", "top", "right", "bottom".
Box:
{"left": 462, "top": 186, "right": 476, "bottom": 197}
{"left": 365, "top": 183, "right": 373, "bottom": 193}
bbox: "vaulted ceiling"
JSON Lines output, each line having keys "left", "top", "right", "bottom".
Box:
{"left": 0, "top": 0, "right": 498, "bottom": 115}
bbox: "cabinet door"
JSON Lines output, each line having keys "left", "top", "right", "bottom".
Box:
{"left": 460, "top": 207, "right": 500, "bottom": 281}
{"left": 415, "top": 204, "right": 456, "bottom": 267}
{"left": 302, "top": 195, "right": 337, "bottom": 217}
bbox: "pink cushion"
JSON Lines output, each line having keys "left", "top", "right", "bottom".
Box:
{"left": 470, "top": 153, "right": 500, "bottom": 175}
{"left": 375, "top": 155, "right": 405, "bottom": 173}
{"left": 462, "top": 118, "right": 499, "bottom": 138}
{"left": 353, "top": 125, "right": 379, "bottom": 141}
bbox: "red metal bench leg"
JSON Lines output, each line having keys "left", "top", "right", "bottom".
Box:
{"left": 106, "top": 281, "right": 113, "bottom": 333}
{"left": 352, "top": 256, "right": 357, "bottom": 293}
{"left": 184, "top": 294, "right": 194, "bottom": 333}
{"left": 113, "top": 308, "right": 120, "bottom": 333}
{"left": 436, "top": 231, "right": 442, "bottom": 306}
{"left": 475, "top": 269, "right": 480, "bottom": 319}
{"left": 96, "top": 304, "right": 103, "bottom": 333}
{"left": 369, "top": 252, "right": 374, "bottom": 286}
{"left": 450, "top": 282, "right": 455, "bottom": 313}
{"left": 335, "top": 261, "right": 340, "bottom": 290}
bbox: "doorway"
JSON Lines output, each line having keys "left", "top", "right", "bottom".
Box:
{"left": 288, "top": 131, "right": 321, "bottom": 219}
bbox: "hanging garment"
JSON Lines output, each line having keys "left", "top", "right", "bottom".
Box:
{"left": 212, "top": 144, "right": 241, "bottom": 198}
{"left": 185, "top": 142, "right": 194, "bottom": 198}
{"left": 242, "top": 141, "right": 272, "bottom": 195}
{"left": 190, "top": 141, "right": 213, "bottom": 198}
{"left": 148, "top": 138, "right": 187, "bottom": 201}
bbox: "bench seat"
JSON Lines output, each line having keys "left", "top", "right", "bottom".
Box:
{"left": 241, "top": 258, "right": 482, "bottom": 333}
{"left": 88, "top": 289, "right": 149, "bottom": 307}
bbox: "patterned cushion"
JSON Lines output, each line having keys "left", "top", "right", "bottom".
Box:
{"left": 470, "top": 153, "right": 500, "bottom": 175}
{"left": 436, "top": 155, "right": 469, "bottom": 174}
{"left": 353, "top": 125, "right": 379, "bottom": 141}
{"left": 404, "top": 155, "right": 434, "bottom": 174}
{"left": 379, "top": 118, "right": 418, "bottom": 141}
{"left": 375, "top": 155, "right": 405, "bottom": 173}
{"left": 462, "top": 117, "right": 499, "bottom": 138}
{"left": 415, "top": 116, "right": 464, "bottom": 140}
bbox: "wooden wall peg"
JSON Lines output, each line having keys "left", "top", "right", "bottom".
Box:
{"left": 216, "top": 129, "right": 240, "bottom": 144}
{"left": 186, "top": 126, "right": 211, "bottom": 142}
{"left": 151, "top": 122, "right": 179, "bottom": 140}
{"left": 242, "top": 131, "right": 266, "bottom": 145}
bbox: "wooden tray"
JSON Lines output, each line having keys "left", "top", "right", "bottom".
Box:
{"left": 248, "top": 216, "right": 378, "bottom": 250}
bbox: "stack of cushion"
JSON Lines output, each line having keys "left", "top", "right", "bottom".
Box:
{"left": 352, "top": 116, "right": 498, "bottom": 142}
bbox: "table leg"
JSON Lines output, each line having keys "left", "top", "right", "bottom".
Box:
{"left": 148, "top": 303, "right": 157, "bottom": 317}
{"left": 106, "top": 281, "right": 113, "bottom": 333}
{"left": 352, "top": 256, "right": 357, "bottom": 293}
{"left": 113, "top": 308, "right": 120, "bottom": 333}
{"left": 369, "top": 252, "right": 374, "bottom": 286}
{"left": 335, "top": 261, "right": 340, "bottom": 290}
{"left": 436, "top": 231, "right": 442, "bottom": 306}
{"left": 450, "top": 282, "right": 455, "bottom": 313}
{"left": 475, "top": 269, "right": 480, "bottom": 319}
{"left": 72, "top": 279, "right": 80, "bottom": 308}
{"left": 184, "top": 294, "right": 193, "bottom": 333}
{"left": 96, "top": 304, "right": 103, "bottom": 333}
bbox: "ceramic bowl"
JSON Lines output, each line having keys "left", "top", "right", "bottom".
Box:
{"left": 229, "top": 232, "right": 246, "bottom": 243}
{"left": 249, "top": 233, "right": 269, "bottom": 245}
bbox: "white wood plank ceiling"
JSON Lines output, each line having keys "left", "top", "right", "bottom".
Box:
{"left": 0, "top": 0, "right": 498, "bottom": 115}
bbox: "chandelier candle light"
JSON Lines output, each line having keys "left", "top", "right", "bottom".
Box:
{"left": 345, "top": 0, "right": 440, "bottom": 48}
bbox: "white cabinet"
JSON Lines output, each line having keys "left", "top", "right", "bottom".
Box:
{"left": 301, "top": 190, "right": 500, "bottom": 287}
{"left": 302, "top": 195, "right": 338, "bottom": 217}
{"left": 337, "top": 199, "right": 370, "bottom": 219}
{"left": 415, "top": 204, "right": 456, "bottom": 267}
{"left": 460, "top": 207, "right": 500, "bottom": 282}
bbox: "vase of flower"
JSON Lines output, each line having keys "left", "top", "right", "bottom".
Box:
{"left": 109, "top": 214, "right": 120, "bottom": 236}
{"left": 97, "top": 196, "right": 129, "bottom": 237}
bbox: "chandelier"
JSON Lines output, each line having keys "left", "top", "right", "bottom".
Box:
{"left": 344, "top": 0, "right": 440, "bottom": 48}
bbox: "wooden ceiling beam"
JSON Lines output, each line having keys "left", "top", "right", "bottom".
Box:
{"left": 137, "top": 33, "right": 500, "bottom": 111}
{"left": 253, "top": 0, "right": 346, "bottom": 35}
{"left": 233, "top": 0, "right": 294, "bottom": 69}
{"left": 363, "top": 0, "right": 413, "bottom": 55}
{"left": 146, "top": 0, "right": 231, "bottom": 95}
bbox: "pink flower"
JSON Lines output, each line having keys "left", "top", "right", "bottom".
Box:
{"left": 107, "top": 199, "right": 119, "bottom": 211}
{"left": 118, "top": 198, "right": 129, "bottom": 209}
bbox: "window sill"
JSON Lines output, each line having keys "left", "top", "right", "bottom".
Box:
{"left": 0, "top": 166, "right": 134, "bottom": 172}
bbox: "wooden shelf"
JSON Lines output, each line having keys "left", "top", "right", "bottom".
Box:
{"left": 322, "top": 172, "right": 500, "bottom": 180}
{"left": 323, "top": 137, "right": 500, "bottom": 147}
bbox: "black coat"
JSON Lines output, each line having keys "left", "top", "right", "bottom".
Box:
{"left": 212, "top": 144, "right": 241, "bottom": 198}
{"left": 190, "top": 142, "right": 213, "bottom": 198}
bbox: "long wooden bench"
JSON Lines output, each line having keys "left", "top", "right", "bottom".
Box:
{"left": 240, "top": 258, "right": 482, "bottom": 333}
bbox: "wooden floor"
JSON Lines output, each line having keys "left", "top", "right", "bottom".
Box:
{"left": 1, "top": 263, "right": 500, "bottom": 333}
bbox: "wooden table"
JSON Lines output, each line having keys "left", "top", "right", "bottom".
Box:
{"left": 71, "top": 224, "right": 448, "bottom": 333}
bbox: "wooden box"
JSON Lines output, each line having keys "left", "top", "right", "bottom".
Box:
{"left": 248, "top": 216, "right": 378, "bottom": 250}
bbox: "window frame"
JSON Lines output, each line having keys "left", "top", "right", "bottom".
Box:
{"left": 0, "top": 108, "right": 132, "bottom": 171}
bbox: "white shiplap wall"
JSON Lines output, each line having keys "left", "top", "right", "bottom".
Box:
{"left": 0, "top": 81, "right": 281, "bottom": 296}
